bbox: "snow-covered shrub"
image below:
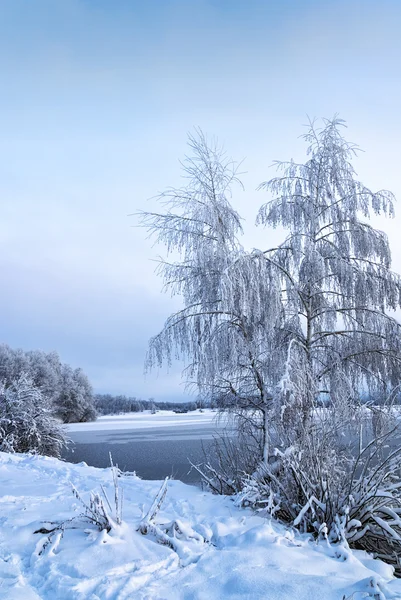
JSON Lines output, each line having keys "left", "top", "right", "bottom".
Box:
{"left": 70, "top": 455, "right": 123, "bottom": 532}
{"left": 34, "top": 470, "right": 208, "bottom": 566}
{"left": 236, "top": 419, "right": 401, "bottom": 575}
{"left": 34, "top": 456, "right": 123, "bottom": 555}
{"left": 196, "top": 404, "right": 401, "bottom": 572}
{"left": 0, "top": 343, "right": 96, "bottom": 423}
{"left": 0, "top": 376, "right": 67, "bottom": 457}
{"left": 137, "top": 477, "right": 209, "bottom": 564}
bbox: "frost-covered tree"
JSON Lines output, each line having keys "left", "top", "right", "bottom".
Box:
{"left": 0, "top": 376, "right": 67, "bottom": 457}
{"left": 0, "top": 345, "right": 30, "bottom": 383}
{"left": 26, "top": 349, "right": 62, "bottom": 398}
{"left": 56, "top": 365, "right": 96, "bottom": 423}
{"left": 255, "top": 117, "right": 401, "bottom": 440}
{"left": 141, "top": 131, "right": 279, "bottom": 460}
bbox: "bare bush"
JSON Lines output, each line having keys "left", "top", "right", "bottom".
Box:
{"left": 190, "top": 428, "right": 260, "bottom": 495}
{"left": 234, "top": 421, "right": 401, "bottom": 574}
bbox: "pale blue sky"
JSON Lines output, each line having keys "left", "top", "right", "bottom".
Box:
{"left": 1, "top": 0, "right": 401, "bottom": 401}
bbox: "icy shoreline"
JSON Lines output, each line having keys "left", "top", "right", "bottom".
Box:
{"left": 64, "top": 409, "right": 221, "bottom": 433}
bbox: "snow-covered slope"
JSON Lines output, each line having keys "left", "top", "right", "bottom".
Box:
{"left": 1, "top": 452, "right": 401, "bottom": 600}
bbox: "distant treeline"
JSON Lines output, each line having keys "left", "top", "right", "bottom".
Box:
{"left": 94, "top": 393, "right": 212, "bottom": 415}
{"left": 0, "top": 343, "right": 96, "bottom": 423}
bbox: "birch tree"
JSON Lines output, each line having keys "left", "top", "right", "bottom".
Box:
{"left": 256, "top": 117, "right": 401, "bottom": 441}
{"left": 141, "top": 131, "right": 282, "bottom": 463}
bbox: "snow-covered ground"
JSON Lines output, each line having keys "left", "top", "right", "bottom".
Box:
{"left": 65, "top": 409, "right": 221, "bottom": 433}
{"left": 1, "top": 452, "right": 401, "bottom": 599}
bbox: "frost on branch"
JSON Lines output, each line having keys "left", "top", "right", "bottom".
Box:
{"left": 0, "top": 375, "right": 67, "bottom": 457}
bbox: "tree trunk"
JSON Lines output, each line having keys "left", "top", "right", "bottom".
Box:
{"left": 262, "top": 406, "right": 269, "bottom": 464}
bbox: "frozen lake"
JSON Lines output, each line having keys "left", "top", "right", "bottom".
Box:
{"left": 62, "top": 410, "right": 230, "bottom": 484}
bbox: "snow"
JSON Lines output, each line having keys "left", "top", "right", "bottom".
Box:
{"left": 65, "top": 409, "right": 221, "bottom": 432}
{"left": 1, "top": 452, "right": 401, "bottom": 599}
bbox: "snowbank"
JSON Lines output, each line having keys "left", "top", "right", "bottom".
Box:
{"left": 1, "top": 452, "right": 401, "bottom": 599}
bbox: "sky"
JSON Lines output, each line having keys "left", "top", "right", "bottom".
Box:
{"left": 1, "top": 0, "right": 401, "bottom": 402}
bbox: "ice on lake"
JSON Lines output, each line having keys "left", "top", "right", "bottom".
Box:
{"left": 63, "top": 410, "right": 231, "bottom": 483}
